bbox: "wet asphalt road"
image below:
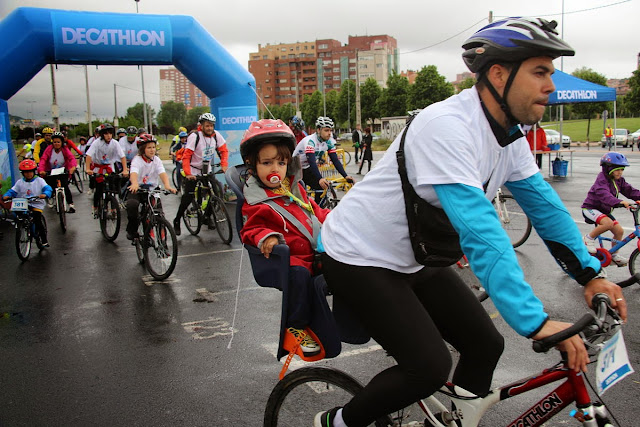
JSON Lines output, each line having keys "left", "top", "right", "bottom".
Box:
{"left": 1, "top": 148, "right": 640, "bottom": 426}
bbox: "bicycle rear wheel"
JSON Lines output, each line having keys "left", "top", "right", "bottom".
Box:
{"left": 172, "top": 167, "right": 179, "bottom": 188}
{"left": 263, "top": 367, "right": 391, "bottom": 427}
{"left": 494, "top": 194, "right": 532, "bottom": 248}
{"left": 343, "top": 150, "right": 352, "bottom": 166}
{"left": 15, "top": 221, "right": 31, "bottom": 261}
{"left": 73, "top": 170, "right": 84, "bottom": 193}
{"left": 57, "top": 191, "right": 66, "bottom": 233}
{"left": 211, "top": 197, "right": 232, "bottom": 244}
{"left": 143, "top": 216, "right": 178, "bottom": 280}
{"left": 35, "top": 215, "right": 47, "bottom": 250}
{"left": 183, "top": 200, "right": 202, "bottom": 235}
{"left": 100, "top": 194, "right": 121, "bottom": 242}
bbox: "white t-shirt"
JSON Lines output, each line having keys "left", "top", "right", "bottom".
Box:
{"left": 294, "top": 133, "right": 338, "bottom": 170}
{"left": 48, "top": 150, "right": 66, "bottom": 169}
{"left": 118, "top": 136, "right": 139, "bottom": 162}
{"left": 185, "top": 130, "right": 226, "bottom": 174}
{"left": 321, "top": 87, "right": 540, "bottom": 273}
{"left": 8, "top": 177, "right": 50, "bottom": 210}
{"left": 86, "top": 138, "right": 126, "bottom": 173}
{"left": 130, "top": 155, "right": 166, "bottom": 188}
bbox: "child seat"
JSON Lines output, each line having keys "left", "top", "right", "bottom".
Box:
{"left": 225, "top": 165, "right": 369, "bottom": 361}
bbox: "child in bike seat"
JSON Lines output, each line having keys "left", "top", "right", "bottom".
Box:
{"left": 125, "top": 134, "right": 177, "bottom": 240}
{"left": 239, "top": 119, "right": 331, "bottom": 357}
{"left": 582, "top": 152, "right": 640, "bottom": 266}
{"left": 2, "top": 159, "right": 53, "bottom": 247}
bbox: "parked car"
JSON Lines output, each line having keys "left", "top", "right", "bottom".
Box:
{"left": 601, "top": 128, "right": 630, "bottom": 148}
{"left": 337, "top": 132, "right": 352, "bottom": 143}
{"left": 543, "top": 129, "right": 571, "bottom": 148}
{"left": 627, "top": 129, "right": 640, "bottom": 147}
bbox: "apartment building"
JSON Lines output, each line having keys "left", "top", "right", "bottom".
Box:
{"left": 248, "top": 35, "right": 398, "bottom": 107}
{"left": 159, "top": 67, "right": 210, "bottom": 109}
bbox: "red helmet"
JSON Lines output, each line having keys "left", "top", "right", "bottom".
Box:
{"left": 137, "top": 133, "right": 157, "bottom": 147}
{"left": 240, "top": 119, "right": 296, "bottom": 161}
{"left": 19, "top": 159, "right": 37, "bottom": 172}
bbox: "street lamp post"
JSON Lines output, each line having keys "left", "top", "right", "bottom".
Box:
{"left": 26, "top": 100, "right": 36, "bottom": 139}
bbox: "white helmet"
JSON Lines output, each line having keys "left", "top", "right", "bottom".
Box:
{"left": 198, "top": 113, "right": 217, "bottom": 124}
{"left": 315, "top": 116, "right": 334, "bottom": 129}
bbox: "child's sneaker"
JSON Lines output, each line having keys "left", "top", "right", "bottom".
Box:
{"left": 68, "top": 203, "right": 75, "bottom": 213}
{"left": 287, "top": 327, "right": 321, "bottom": 356}
{"left": 314, "top": 407, "right": 341, "bottom": 427}
{"left": 583, "top": 234, "right": 597, "bottom": 254}
{"left": 612, "top": 253, "right": 628, "bottom": 267}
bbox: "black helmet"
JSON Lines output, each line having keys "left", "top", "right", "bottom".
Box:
{"left": 51, "top": 132, "right": 66, "bottom": 145}
{"left": 98, "top": 123, "right": 114, "bottom": 135}
{"left": 126, "top": 126, "right": 138, "bottom": 135}
{"left": 462, "top": 18, "right": 575, "bottom": 73}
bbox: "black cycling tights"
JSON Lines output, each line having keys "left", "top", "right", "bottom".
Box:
{"left": 322, "top": 254, "right": 504, "bottom": 427}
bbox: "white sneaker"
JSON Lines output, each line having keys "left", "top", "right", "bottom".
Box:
{"left": 583, "top": 234, "right": 597, "bottom": 254}
{"left": 612, "top": 253, "right": 628, "bottom": 267}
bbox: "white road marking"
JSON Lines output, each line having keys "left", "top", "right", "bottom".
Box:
{"left": 182, "top": 317, "right": 237, "bottom": 340}
{"left": 178, "top": 248, "right": 242, "bottom": 259}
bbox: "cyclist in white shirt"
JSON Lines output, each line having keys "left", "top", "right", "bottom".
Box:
{"left": 125, "top": 134, "right": 177, "bottom": 240}
{"left": 314, "top": 18, "right": 627, "bottom": 427}
{"left": 172, "top": 113, "right": 228, "bottom": 236}
{"left": 118, "top": 125, "right": 139, "bottom": 166}
{"left": 85, "top": 123, "right": 128, "bottom": 215}
{"left": 294, "top": 116, "right": 353, "bottom": 203}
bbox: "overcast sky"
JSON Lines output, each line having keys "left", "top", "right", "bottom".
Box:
{"left": 1, "top": 0, "right": 637, "bottom": 125}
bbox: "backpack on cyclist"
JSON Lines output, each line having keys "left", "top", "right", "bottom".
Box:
{"left": 396, "top": 114, "right": 464, "bottom": 267}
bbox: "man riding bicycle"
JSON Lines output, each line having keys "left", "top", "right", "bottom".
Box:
{"left": 33, "top": 127, "right": 54, "bottom": 164}
{"left": 118, "top": 126, "right": 139, "bottom": 167}
{"left": 172, "top": 113, "right": 228, "bottom": 236}
{"left": 314, "top": 18, "right": 627, "bottom": 427}
{"left": 37, "top": 132, "right": 77, "bottom": 213}
{"left": 294, "top": 116, "right": 353, "bottom": 203}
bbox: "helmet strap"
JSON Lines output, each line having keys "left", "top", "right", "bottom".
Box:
{"left": 480, "top": 62, "right": 522, "bottom": 129}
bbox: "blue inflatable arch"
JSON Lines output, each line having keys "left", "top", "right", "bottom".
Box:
{"left": 0, "top": 7, "right": 257, "bottom": 187}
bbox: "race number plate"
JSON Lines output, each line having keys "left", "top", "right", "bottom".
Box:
{"left": 596, "top": 330, "right": 634, "bottom": 394}
{"left": 10, "top": 198, "right": 28, "bottom": 212}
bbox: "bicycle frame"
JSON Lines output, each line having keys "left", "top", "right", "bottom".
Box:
{"left": 595, "top": 207, "right": 640, "bottom": 255}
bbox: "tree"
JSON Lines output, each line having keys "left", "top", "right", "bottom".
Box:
{"left": 185, "top": 106, "right": 210, "bottom": 128}
{"left": 157, "top": 101, "right": 187, "bottom": 134}
{"left": 457, "top": 76, "right": 476, "bottom": 92}
{"left": 360, "top": 77, "right": 382, "bottom": 126}
{"left": 325, "top": 90, "right": 339, "bottom": 123}
{"left": 377, "top": 73, "right": 410, "bottom": 117}
{"left": 625, "top": 68, "right": 640, "bottom": 116}
{"left": 336, "top": 80, "right": 356, "bottom": 127}
{"left": 408, "top": 65, "right": 454, "bottom": 110}
{"left": 570, "top": 67, "right": 611, "bottom": 141}
{"left": 125, "top": 103, "right": 155, "bottom": 130}
{"left": 300, "top": 91, "right": 323, "bottom": 130}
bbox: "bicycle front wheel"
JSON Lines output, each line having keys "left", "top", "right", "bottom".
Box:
{"left": 143, "top": 216, "right": 178, "bottom": 280}
{"left": 343, "top": 150, "right": 352, "bottom": 166}
{"left": 100, "top": 194, "right": 121, "bottom": 242}
{"left": 183, "top": 200, "right": 202, "bottom": 235}
{"left": 15, "top": 221, "right": 31, "bottom": 261}
{"left": 211, "top": 197, "right": 232, "bottom": 244}
{"left": 263, "top": 367, "right": 391, "bottom": 427}
{"left": 628, "top": 249, "right": 640, "bottom": 275}
{"left": 494, "top": 194, "right": 532, "bottom": 248}
{"left": 57, "top": 191, "right": 66, "bottom": 233}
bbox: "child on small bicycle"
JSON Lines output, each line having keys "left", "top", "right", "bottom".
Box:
{"left": 37, "top": 132, "right": 77, "bottom": 213}
{"left": 2, "top": 159, "right": 53, "bottom": 247}
{"left": 239, "top": 119, "right": 331, "bottom": 357}
{"left": 582, "top": 152, "right": 640, "bottom": 266}
{"left": 125, "top": 134, "right": 177, "bottom": 240}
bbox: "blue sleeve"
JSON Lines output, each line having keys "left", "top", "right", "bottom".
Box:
{"left": 42, "top": 184, "right": 53, "bottom": 198}
{"left": 4, "top": 189, "right": 17, "bottom": 198}
{"left": 306, "top": 152, "right": 322, "bottom": 180}
{"left": 328, "top": 151, "right": 348, "bottom": 177}
{"left": 434, "top": 183, "right": 548, "bottom": 337}
{"left": 504, "top": 174, "right": 601, "bottom": 284}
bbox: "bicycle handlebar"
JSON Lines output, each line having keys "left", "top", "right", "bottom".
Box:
{"left": 532, "top": 275, "right": 637, "bottom": 353}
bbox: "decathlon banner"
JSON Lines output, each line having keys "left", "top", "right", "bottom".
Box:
{"left": 548, "top": 70, "right": 616, "bottom": 105}
{"left": 217, "top": 106, "right": 258, "bottom": 131}
{"left": 51, "top": 10, "right": 172, "bottom": 62}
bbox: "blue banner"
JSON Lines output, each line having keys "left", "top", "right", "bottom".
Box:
{"left": 51, "top": 11, "right": 172, "bottom": 62}
{"left": 217, "top": 106, "right": 258, "bottom": 131}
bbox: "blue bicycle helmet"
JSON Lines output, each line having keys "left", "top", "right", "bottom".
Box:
{"left": 290, "top": 116, "right": 305, "bottom": 131}
{"left": 601, "top": 152, "right": 629, "bottom": 176}
{"left": 178, "top": 131, "right": 188, "bottom": 138}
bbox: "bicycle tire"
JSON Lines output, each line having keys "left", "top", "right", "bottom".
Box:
{"left": 143, "top": 216, "right": 178, "bottom": 280}
{"left": 15, "top": 220, "right": 31, "bottom": 261}
{"left": 211, "top": 197, "right": 232, "bottom": 244}
{"left": 100, "top": 194, "right": 121, "bottom": 242}
{"left": 343, "top": 150, "right": 352, "bottom": 166}
{"left": 494, "top": 194, "right": 532, "bottom": 248}
{"left": 73, "top": 170, "right": 84, "bottom": 193}
{"left": 263, "top": 367, "right": 391, "bottom": 427}
{"left": 172, "top": 167, "right": 179, "bottom": 188}
{"left": 628, "top": 248, "right": 640, "bottom": 276}
{"left": 183, "top": 200, "right": 202, "bottom": 235}
{"left": 57, "top": 191, "right": 66, "bottom": 233}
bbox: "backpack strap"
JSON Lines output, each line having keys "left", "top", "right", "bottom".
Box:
{"left": 264, "top": 199, "right": 320, "bottom": 251}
